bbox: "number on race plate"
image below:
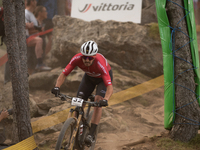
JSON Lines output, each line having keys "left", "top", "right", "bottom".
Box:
{"left": 71, "top": 97, "right": 84, "bottom": 107}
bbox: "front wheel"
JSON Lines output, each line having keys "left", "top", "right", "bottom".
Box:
{"left": 55, "top": 117, "right": 77, "bottom": 150}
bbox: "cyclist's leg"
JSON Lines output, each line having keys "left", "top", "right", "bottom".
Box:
{"left": 86, "top": 70, "right": 113, "bottom": 144}
{"left": 91, "top": 70, "right": 113, "bottom": 125}
{"left": 75, "top": 74, "right": 96, "bottom": 117}
{"left": 90, "top": 87, "right": 104, "bottom": 126}
{"left": 77, "top": 73, "right": 96, "bottom": 101}
{"left": 85, "top": 89, "right": 104, "bottom": 145}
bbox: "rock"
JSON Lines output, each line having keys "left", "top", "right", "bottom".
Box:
{"left": 29, "top": 97, "right": 38, "bottom": 117}
{"left": 36, "top": 98, "right": 65, "bottom": 116}
{"left": 99, "top": 117, "right": 120, "bottom": 133}
{"left": 28, "top": 71, "right": 59, "bottom": 91}
{"left": 48, "top": 102, "right": 71, "bottom": 115}
{"left": 122, "top": 146, "right": 130, "bottom": 150}
{"left": 34, "top": 133, "right": 45, "bottom": 142}
{"left": 37, "top": 97, "right": 64, "bottom": 110}
{"left": 37, "top": 108, "right": 49, "bottom": 116}
{"left": 142, "top": 0, "right": 150, "bottom": 9}
{"left": 0, "top": 83, "right": 39, "bottom": 118}
{"left": 41, "top": 123, "right": 63, "bottom": 134}
{"left": 120, "top": 125, "right": 127, "bottom": 132}
{"left": 141, "top": 3, "right": 157, "bottom": 25}
{"left": 50, "top": 15, "right": 162, "bottom": 78}
{"left": 28, "top": 67, "right": 84, "bottom": 92}
{"left": 34, "top": 131, "right": 59, "bottom": 148}
{"left": 102, "top": 108, "right": 114, "bottom": 118}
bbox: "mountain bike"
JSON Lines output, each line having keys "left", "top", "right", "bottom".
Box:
{"left": 55, "top": 93, "right": 104, "bottom": 150}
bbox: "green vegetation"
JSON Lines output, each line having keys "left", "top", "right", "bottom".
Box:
{"left": 148, "top": 23, "right": 160, "bottom": 40}
{"left": 156, "top": 134, "right": 200, "bottom": 150}
{"left": 0, "top": 1, "right": 2, "bottom": 7}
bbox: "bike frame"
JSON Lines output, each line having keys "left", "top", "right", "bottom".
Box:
{"left": 67, "top": 106, "right": 89, "bottom": 149}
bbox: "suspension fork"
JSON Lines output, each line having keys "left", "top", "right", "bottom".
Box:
{"left": 69, "top": 109, "right": 83, "bottom": 149}
{"left": 67, "top": 108, "right": 74, "bottom": 119}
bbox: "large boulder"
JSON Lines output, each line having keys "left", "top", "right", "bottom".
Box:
{"left": 141, "top": 2, "right": 157, "bottom": 25}
{"left": 49, "top": 16, "right": 162, "bottom": 78}
{"left": 142, "top": 0, "right": 155, "bottom": 9}
{"left": 0, "top": 83, "right": 38, "bottom": 118}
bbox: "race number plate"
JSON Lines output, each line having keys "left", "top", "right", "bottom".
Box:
{"left": 71, "top": 97, "right": 84, "bottom": 107}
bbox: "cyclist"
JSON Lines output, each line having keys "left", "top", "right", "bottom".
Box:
{"left": 51, "top": 40, "right": 113, "bottom": 146}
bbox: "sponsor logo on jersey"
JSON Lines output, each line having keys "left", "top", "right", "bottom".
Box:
{"left": 85, "top": 71, "right": 101, "bottom": 77}
{"left": 69, "top": 55, "right": 81, "bottom": 64}
{"left": 99, "top": 53, "right": 108, "bottom": 66}
{"left": 97, "top": 61, "right": 107, "bottom": 74}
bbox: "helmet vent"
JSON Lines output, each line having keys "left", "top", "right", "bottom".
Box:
{"left": 80, "top": 40, "right": 98, "bottom": 56}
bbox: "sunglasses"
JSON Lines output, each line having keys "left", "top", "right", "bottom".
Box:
{"left": 82, "top": 56, "right": 95, "bottom": 60}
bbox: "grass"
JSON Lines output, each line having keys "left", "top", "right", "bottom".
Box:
{"left": 156, "top": 134, "right": 200, "bottom": 150}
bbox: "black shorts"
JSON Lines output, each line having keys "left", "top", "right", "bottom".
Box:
{"left": 77, "top": 70, "right": 113, "bottom": 100}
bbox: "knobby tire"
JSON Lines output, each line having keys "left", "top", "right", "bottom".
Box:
{"left": 55, "top": 117, "right": 77, "bottom": 150}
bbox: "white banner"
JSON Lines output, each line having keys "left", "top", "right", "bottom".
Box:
{"left": 71, "top": 0, "right": 142, "bottom": 23}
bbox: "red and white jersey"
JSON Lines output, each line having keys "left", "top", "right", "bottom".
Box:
{"left": 63, "top": 53, "right": 112, "bottom": 87}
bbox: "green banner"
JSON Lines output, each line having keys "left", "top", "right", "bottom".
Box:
{"left": 155, "top": 0, "right": 200, "bottom": 129}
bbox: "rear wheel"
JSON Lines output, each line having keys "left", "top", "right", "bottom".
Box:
{"left": 55, "top": 117, "right": 77, "bottom": 150}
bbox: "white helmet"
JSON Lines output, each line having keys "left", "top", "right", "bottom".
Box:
{"left": 80, "top": 41, "right": 98, "bottom": 56}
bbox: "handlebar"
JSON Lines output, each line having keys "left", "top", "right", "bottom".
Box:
{"left": 58, "top": 93, "right": 102, "bottom": 107}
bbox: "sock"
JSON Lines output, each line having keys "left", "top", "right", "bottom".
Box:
{"left": 37, "top": 58, "right": 43, "bottom": 65}
{"left": 89, "top": 123, "right": 97, "bottom": 137}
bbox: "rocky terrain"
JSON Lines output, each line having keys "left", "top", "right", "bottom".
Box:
{"left": 0, "top": 1, "right": 200, "bottom": 150}
{"left": 0, "top": 50, "right": 166, "bottom": 150}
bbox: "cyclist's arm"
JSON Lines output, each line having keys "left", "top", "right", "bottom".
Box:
{"left": 55, "top": 73, "right": 66, "bottom": 88}
{"left": 55, "top": 64, "right": 75, "bottom": 87}
{"left": 55, "top": 54, "right": 81, "bottom": 88}
{"left": 104, "top": 85, "right": 113, "bottom": 101}
{"left": 101, "top": 71, "right": 113, "bottom": 101}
